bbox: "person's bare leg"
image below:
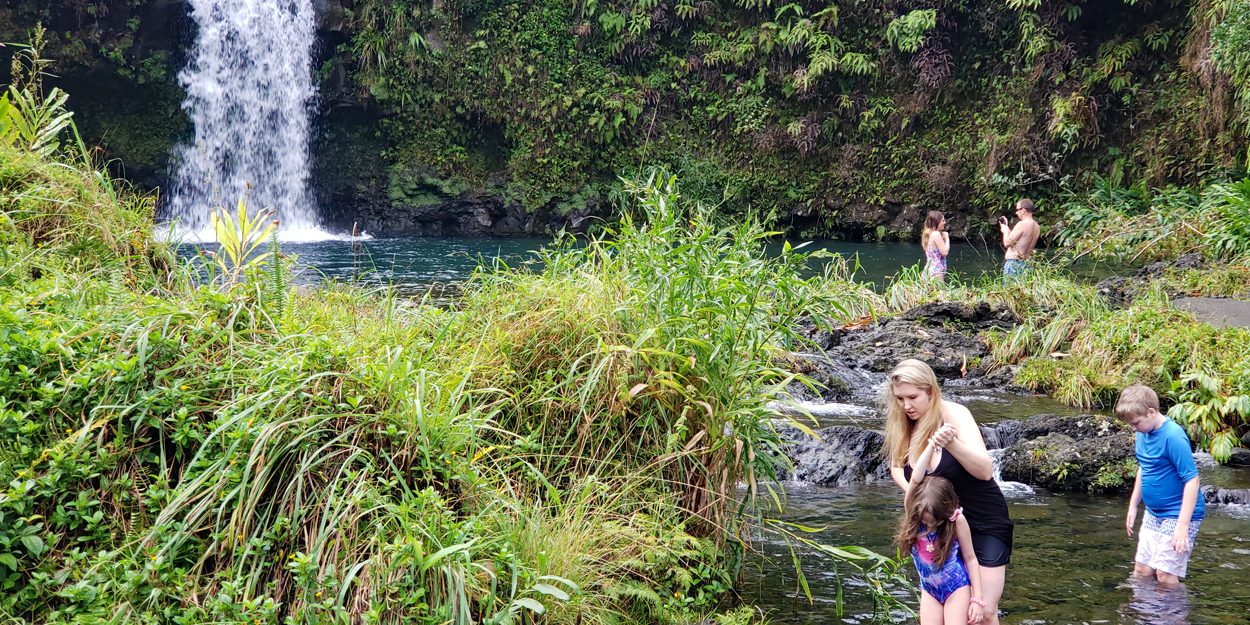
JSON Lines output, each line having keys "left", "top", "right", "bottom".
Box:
{"left": 1134, "top": 562, "right": 1156, "bottom": 578}
{"left": 943, "top": 586, "right": 971, "bottom": 625}
{"left": 919, "top": 590, "right": 945, "bottom": 625}
{"left": 980, "top": 565, "right": 1006, "bottom": 625}
{"left": 1156, "top": 571, "right": 1181, "bottom": 587}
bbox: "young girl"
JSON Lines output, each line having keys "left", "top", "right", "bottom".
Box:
{"left": 921, "top": 210, "right": 950, "bottom": 280}
{"left": 897, "top": 443, "right": 985, "bottom": 625}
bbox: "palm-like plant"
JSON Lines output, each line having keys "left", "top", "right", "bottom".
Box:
{"left": 209, "top": 198, "right": 279, "bottom": 287}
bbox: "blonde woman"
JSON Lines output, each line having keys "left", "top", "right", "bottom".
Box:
{"left": 921, "top": 210, "right": 950, "bottom": 280}
{"left": 883, "top": 359, "right": 1013, "bottom": 625}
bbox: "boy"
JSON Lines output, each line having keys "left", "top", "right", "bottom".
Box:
{"left": 1117, "top": 384, "right": 1204, "bottom": 586}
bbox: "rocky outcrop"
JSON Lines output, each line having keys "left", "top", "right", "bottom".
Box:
{"left": 1095, "top": 253, "right": 1207, "bottom": 308}
{"left": 776, "top": 424, "right": 889, "bottom": 485}
{"left": 1203, "top": 486, "right": 1250, "bottom": 505}
{"left": 791, "top": 301, "right": 1022, "bottom": 401}
{"left": 997, "top": 414, "right": 1136, "bottom": 493}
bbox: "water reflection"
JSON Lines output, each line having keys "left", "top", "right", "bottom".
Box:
{"left": 1118, "top": 577, "right": 1191, "bottom": 625}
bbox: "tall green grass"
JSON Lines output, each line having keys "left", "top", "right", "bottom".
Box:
{"left": 1055, "top": 175, "right": 1250, "bottom": 263}
{"left": 2, "top": 140, "right": 899, "bottom": 623}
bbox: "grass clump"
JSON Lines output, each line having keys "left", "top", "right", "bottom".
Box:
{"left": 1056, "top": 176, "right": 1250, "bottom": 264}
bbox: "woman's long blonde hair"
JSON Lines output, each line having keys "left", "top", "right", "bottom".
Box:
{"left": 882, "top": 359, "right": 945, "bottom": 467}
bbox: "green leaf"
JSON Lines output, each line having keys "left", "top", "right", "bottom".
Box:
{"left": 19, "top": 534, "right": 44, "bottom": 557}
{"left": 0, "top": 553, "right": 18, "bottom": 571}
{"left": 531, "top": 583, "right": 570, "bottom": 601}
{"left": 511, "top": 597, "right": 546, "bottom": 615}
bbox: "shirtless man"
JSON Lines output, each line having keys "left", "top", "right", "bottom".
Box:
{"left": 999, "top": 199, "right": 1040, "bottom": 280}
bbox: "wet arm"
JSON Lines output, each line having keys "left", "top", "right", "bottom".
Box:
{"left": 957, "top": 515, "right": 985, "bottom": 623}
{"left": 1172, "top": 476, "right": 1200, "bottom": 552}
{"left": 909, "top": 443, "right": 938, "bottom": 490}
{"left": 890, "top": 466, "right": 910, "bottom": 492}
{"left": 1126, "top": 468, "right": 1141, "bottom": 537}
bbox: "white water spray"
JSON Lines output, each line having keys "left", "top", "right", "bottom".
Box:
{"left": 165, "top": 0, "right": 333, "bottom": 241}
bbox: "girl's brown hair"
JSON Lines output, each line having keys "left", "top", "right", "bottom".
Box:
{"left": 921, "top": 210, "right": 944, "bottom": 251}
{"left": 895, "top": 476, "right": 960, "bottom": 566}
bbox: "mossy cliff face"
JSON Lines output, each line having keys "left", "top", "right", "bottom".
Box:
{"left": 4, "top": 1, "right": 1250, "bottom": 236}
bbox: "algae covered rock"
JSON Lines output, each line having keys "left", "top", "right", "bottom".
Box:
{"left": 998, "top": 414, "right": 1137, "bottom": 493}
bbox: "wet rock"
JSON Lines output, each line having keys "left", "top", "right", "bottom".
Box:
{"left": 1139, "top": 253, "right": 1206, "bottom": 277}
{"left": 1095, "top": 275, "right": 1139, "bottom": 310}
{"left": 998, "top": 414, "right": 1137, "bottom": 493}
{"left": 776, "top": 424, "right": 889, "bottom": 485}
{"left": 1203, "top": 486, "right": 1250, "bottom": 505}
{"left": 980, "top": 420, "right": 1024, "bottom": 450}
{"left": 900, "top": 301, "right": 1019, "bottom": 331}
{"left": 1226, "top": 447, "right": 1250, "bottom": 467}
{"left": 784, "top": 351, "right": 879, "bottom": 402}
{"left": 822, "top": 317, "right": 989, "bottom": 380}
{"left": 1096, "top": 253, "right": 1209, "bottom": 309}
{"left": 1014, "top": 413, "right": 1126, "bottom": 441}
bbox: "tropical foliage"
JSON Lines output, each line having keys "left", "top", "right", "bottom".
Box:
{"left": 4, "top": 2, "right": 1250, "bottom": 233}
{"left": 1055, "top": 176, "right": 1250, "bottom": 263}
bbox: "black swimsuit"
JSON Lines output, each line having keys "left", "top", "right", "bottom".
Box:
{"left": 905, "top": 450, "right": 1014, "bottom": 566}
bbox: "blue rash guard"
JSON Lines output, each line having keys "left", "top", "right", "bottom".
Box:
{"left": 1137, "top": 418, "right": 1204, "bottom": 521}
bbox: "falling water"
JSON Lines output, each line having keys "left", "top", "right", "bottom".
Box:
{"left": 164, "top": 0, "right": 327, "bottom": 240}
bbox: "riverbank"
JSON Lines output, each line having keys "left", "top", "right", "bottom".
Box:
{"left": 798, "top": 251, "right": 1250, "bottom": 464}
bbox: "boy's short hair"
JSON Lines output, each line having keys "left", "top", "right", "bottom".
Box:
{"left": 1116, "top": 384, "right": 1160, "bottom": 420}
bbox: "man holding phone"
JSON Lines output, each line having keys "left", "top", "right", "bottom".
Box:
{"left": 999, "top": 198, "right": 1040, "bottom": 280}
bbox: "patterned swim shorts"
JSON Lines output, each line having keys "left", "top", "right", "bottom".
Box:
{"left": 1135, "top": 512, "right": 1202, "bottom": 578}
{"left": 1003, "top": 259, "right": 1029, "bottom": 280}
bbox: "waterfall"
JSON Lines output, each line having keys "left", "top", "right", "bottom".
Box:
{"left": 164, "top": 0, "right": 327, "bottom": 240}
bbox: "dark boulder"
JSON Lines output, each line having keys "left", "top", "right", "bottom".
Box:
{"left": 1227, "top": 447, "right": 1250, "bottom": 467}
{"left": 822, "top": 317, "right": 989, "bottom": 380}
{"left": 900, "top": 301, "right": 1020, "bottom": 331}
{"left": 776, "top": 424, "right": 889, "bottom": 486}
{"left": 1203, "top": 486, "right": 1250, "bottom": 505}
{"left": 998, "top": 414, "right": 1137, "bottom": 492}
{"left": 980, "top": 420, "right": 1025, "bottom": 450}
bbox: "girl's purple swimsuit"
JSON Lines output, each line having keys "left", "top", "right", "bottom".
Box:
{"left": 912, "top": 526, "right": 971, "bottom": 603}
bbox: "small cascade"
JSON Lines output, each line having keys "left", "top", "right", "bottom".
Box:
{"left": 989, "top": 448, "right": 1033, "bottom": 496}
{"left": 164, "top": 0, "right": 329, "bottom": 241}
